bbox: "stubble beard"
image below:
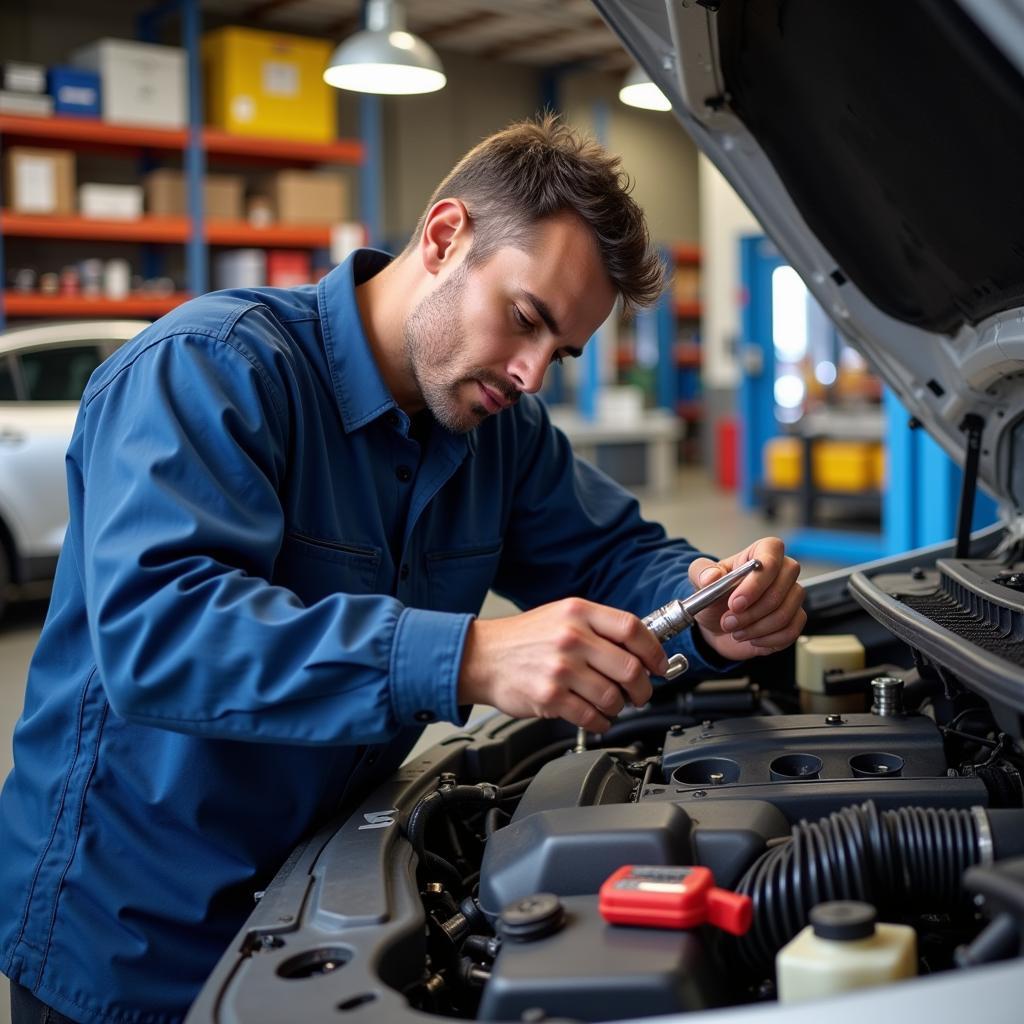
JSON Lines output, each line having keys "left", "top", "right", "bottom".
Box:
{"left": 403, "top": 265, "right": 492, "bottom": 434}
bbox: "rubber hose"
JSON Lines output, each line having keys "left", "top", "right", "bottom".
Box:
{"left": 405, "top": 785, "right": 498, "bottom": 856}
{"left": 736, "top": 800, "right": 983, "bottom": 971}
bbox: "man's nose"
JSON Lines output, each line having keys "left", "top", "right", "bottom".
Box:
{"left": 508, "top": 348, "right": 548, "bottom": 394}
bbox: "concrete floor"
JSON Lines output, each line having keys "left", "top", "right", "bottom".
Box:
{"left": 0, "top": 466, "right": 837, "bottom": 1021}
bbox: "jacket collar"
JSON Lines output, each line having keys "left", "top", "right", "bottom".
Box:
{"left": 317, "top": 248, "right": 397, "bottom": 434}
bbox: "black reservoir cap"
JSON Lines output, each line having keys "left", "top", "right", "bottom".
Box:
{"left": 499, "top": 893, "right": 566, "bottom": 943}
{"left": 809, "top": 901, "right": 877, "bottom": 941}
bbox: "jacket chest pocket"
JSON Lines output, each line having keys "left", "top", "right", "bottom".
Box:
{"left": 425, "top": 541, "right": 503, "bottom": 614}
{"left": 275, "top": 531, "right": 382, "bottom": 605}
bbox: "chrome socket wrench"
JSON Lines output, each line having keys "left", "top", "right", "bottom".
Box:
{"left": 575, "top": 558, "right": 762, "bottom": 752}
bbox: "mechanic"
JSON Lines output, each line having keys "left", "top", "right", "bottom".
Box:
{"left": 0, "top": 115, "right": 805, "bottom": 1024}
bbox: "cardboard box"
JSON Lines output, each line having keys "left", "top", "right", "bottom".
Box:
{"left": 267, "top": 170, "right": 349, "bottom": 224}
{"left": 4, "top": 147, "right": 75, "bottom": 214}
{"left": 49, "top": 66, "right": 101, "bottom": 118}
{"left": 79, "top": 183, "right": 143, "bottom": 220}
{"left": 203, "top": 26, "right": 334, "bottom": 142}
{"left": 71, "top": 38, "right": 186, "bottom": 128}
{"left": 144, "top": 169, "right": 245, "bottom": 220}
{"left": 267, "top": 250, "right": 311, "bottom": 288}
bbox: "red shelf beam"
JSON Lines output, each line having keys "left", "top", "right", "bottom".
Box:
{"left": 2, "top": 212, "right": 335, "bottom": 248}
{"left": 3, "top": 292, "right": 190, "bottom": 318}
{"left": 0, "top": 114, "right": 362, "bottom": 165}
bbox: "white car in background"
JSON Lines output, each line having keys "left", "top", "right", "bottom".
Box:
{"left": 0, "top": 320, "right": 146, "bottom": 618}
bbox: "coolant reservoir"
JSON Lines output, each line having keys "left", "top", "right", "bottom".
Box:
{"left": 776, "top": 901, "right": 916, "bottom": 1004}
{"left": 795, "top": 634, "right": 865, "bottom": 713}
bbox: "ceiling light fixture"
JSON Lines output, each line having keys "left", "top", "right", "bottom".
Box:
{"left": 324, "top": 0, "right": 446, "bottom": 96}
{"left": 618, "top": 65, "right": 671, "bottom": 111}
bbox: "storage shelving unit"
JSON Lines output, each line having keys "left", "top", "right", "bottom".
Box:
{"left": 0, "top": 64, "right": 364, "bottom": 329}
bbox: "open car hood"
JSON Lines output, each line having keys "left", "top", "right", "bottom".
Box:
{"left": 595, "top": 0, "right": 1024, "bottom": 516}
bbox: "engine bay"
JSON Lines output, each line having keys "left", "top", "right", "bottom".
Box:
{"left": 187, "top": 547, "right": 1024, "bottom": 1023}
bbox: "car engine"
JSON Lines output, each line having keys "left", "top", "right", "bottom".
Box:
{"left": 187, "top": 545, "right": 1024, "bottom": 1023}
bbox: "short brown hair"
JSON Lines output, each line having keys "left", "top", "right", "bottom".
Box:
{"left": 406, "top": 113, "right": 664, "bottom": 313}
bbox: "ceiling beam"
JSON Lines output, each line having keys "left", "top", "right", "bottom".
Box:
{"left": 239, "top": 0, "right": 307, "bottom": 22}
{"left": 323, "top": 14, "right": 361, "bottom": 39}
{"left": 420, "top": 10, "right": 503, "bottom": 43}
{"left": 481, "top": 15, "right": 615, "bottom": 60}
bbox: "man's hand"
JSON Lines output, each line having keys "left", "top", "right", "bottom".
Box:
{"left": 689, "top": 537, "right": 805, "bottom": 662}
{"left": 458, "top": 598, "right": 667, "bottom": 732}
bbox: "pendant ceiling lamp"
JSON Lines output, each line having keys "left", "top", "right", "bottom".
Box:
{"left": 618, "top": 65, "right": 671, "bottom": 111}
{"left": 324, "top": 0, "right": 446, "bottom": 96}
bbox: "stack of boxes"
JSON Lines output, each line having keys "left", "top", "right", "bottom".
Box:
{"left": 3, "top": 26, "right": 359, "bottom": 301}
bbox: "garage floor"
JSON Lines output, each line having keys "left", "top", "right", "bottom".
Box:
{"left": 0, "top": 466, "right": 836, "bottom": 1020}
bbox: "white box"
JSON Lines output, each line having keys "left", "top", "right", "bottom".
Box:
{"left": 215, "top": 249, "right": 266, "bottom": 290}
{"left": 71, "top": 38, "right": 186, "bottom": 128}
{"left": 0, "top": 90, "right": 53, "bottom": 116}
{"left": 79, "top": 183, "right": 144, "bottom": 220}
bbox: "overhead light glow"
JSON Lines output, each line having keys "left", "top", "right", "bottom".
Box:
{"left": 774, "top": 373, "right": 806, "bottom": 409}
{"left": 618, "top": 66, "right": 671, "bottom": 111}
{"left": 815, "top": 360, "right": 838, "bottom": 386}
{"left": 771, "top": 265, "right": 809, "bottom": 361}
{"left": 324, "top": 0, "right": 446, "bottom": 96}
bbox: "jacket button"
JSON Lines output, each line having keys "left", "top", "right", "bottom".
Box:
{"left": 414, "top": 710, "right": 436, "bottom": 723}
{"left": 396, "top": 465, "right": 413, "bottom": 482}
{"left": 400, "top": 564, "right": 410, "bottom": 580}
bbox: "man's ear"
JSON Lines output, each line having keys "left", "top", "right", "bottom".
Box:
{"left": 420, "top": 199, "right": 472, "bottom": 275}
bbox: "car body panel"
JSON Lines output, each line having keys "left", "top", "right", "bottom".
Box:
{"left": 0, "top": 320, "right": 147, "bottom": 582}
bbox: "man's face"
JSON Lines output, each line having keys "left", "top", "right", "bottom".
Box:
{"left": 404, "top": 213, "right": 618, "bottom": 433}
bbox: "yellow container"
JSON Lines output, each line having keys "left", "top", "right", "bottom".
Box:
{"left": 870, "top": 443, "right": 885, "bottom": 489}
{"left": 764, "top": 436, "right": 803, "bottom": 490}
{"left": 812, "top": 440, "right": 875, "bottom": 493}
{"left": 203, "top": 27, "right": 334, "bottom": 142}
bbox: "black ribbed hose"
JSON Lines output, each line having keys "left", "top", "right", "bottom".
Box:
{"left": 736, "top": 800, "right": 983, "bottom": 971}
{"left": 404, "top": 784, "right": 500, "bottom": 860}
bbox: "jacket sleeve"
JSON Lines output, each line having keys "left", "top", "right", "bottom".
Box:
{"left": 492, "top": 396, "right": 736, "bottom": 677}
{"left": 74, "top": 330, "right": 471, "bottom": 745}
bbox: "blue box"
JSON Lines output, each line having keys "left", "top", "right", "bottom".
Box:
{"left": 48, "top": 66, "right": 100, "bottom": 118}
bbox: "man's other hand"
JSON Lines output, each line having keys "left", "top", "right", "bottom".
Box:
{"left": 458, "top": 599, "right": 667, "bottom": 732}
{"left": 688, "top": 537, "right": 805, "bottom": 662}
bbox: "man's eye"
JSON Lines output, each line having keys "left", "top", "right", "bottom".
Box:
{"left": 513, "top": 306, "right": 533, "bottom": 331}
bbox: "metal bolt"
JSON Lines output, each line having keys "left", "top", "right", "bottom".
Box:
{"left": 702, "top": 720, "right": 713, "bottom": 730}
{"left": 708, "top": 772, "right": 725, "bottom": 785}
{"left": 425, "top": 882, "right": 444, "bottom": 895}
{"left": 669, "top": 724, "right": 684, "bottom": 736}
{"left": 871, "top": 676, "right": 905, "bottom": 717}
{"left": 825, "top": 714, "right": 844, "bottom": 725}
{"left": 692, "top": 789, "right": 707, "bottom": 798}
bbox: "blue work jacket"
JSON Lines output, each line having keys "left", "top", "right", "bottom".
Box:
{"left": 0, "top": 250, "right": 723, "bottom": 1023}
